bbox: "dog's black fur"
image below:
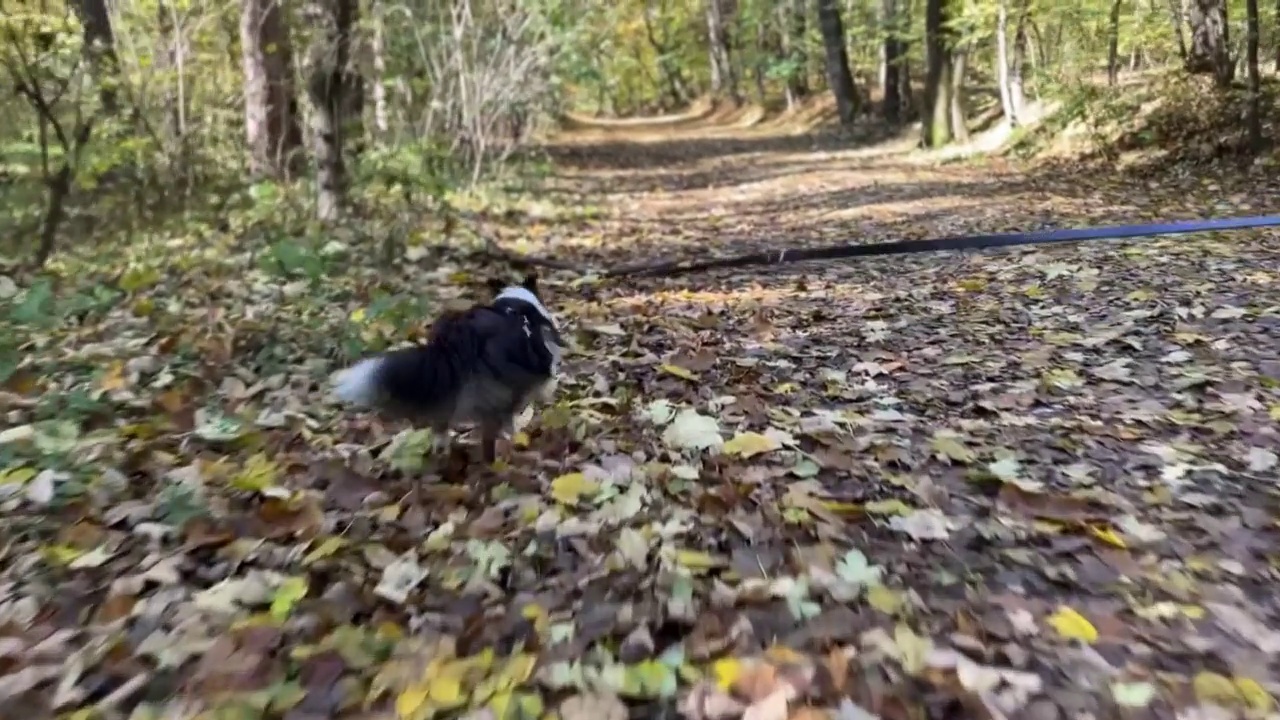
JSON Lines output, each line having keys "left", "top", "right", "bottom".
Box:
{"left": 334, "top": 273, "right": 564, "bottom": 463}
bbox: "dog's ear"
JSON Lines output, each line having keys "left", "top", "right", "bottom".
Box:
{"left": 486, "top": 277, "right": 507, "bottom": 296}
{"left": 520, "top": 272, "right": 539, "bottom": 293}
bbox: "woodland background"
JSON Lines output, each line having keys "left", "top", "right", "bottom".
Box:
{"left": 1, "top": 0, "right": 1276, "bottom": 271}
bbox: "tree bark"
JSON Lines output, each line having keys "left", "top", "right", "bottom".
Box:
{"left": 922, "top": 0, "right": 956, "bottom": 146}
{"left": 995, "top": 0, "right": 1015, "bottom": 124}
{"left": 1010, "top": 0, "right": 1027, "bottom": 115}
{"left": 787, "top": 0, "right": 810, "bottom": 98}
{"left": 1167, "top": 0, "right": 1188, "bottom": 59}
{"left": 240, "top": 0, "right": 304, "bottom": 178}
{"left": 1106, "top": 0, "right": 1123, "bottom": 84}
{"left": 304, "top": 0, "right": 359, "bottom": 220}
{"left": 949, "top": 44, "right": 969, "bottom": 141}
{"left": 1274, "top": 0, "right": 1279, "bottom": 71}
{"left": 705, "top": 0, "right": 741, "bottom": 103}
{"left": 1186, "top": 0, "right": 1233, "bottom": 86}
{"left": 1246, "top": 0, "right": 1262, "bottom": 148}
{"left": 70, "top": 0, "right": 119, "bottom": 114}
{"left": 883, "top": 0, "right": 904, "bottom": 123}
{"left": 816, "top": 0, "right": 858, "bottom": 125}
{"left": 645, "top": 0, "right": 691, "bottom": 108}
{"left": 371, "top": 4, "right": 389, "bottom": 140}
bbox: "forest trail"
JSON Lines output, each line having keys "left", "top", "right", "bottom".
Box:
{"left": 5, "top": 111, "right": 1280, "bottom": 720}
{"left": 526, "top": 112, "right": 1280, "bottom": 715}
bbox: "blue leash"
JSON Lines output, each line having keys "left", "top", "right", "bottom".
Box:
{"left": 606, "top": 214, "right": 1280, "bottom": 278}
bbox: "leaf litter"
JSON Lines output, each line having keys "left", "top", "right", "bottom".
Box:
{"left": 3, "top": 117, "right": 1280, "bottom": 720}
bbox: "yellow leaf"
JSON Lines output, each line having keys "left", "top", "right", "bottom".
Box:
{"left": 512, "top": 431, "right": 530, "bottom": 449}
{"left": 1270, "top": 403, "right": 1280, "bottom": 421}
{"left": 1088, "top": 525, "right": 1127, "bottom": 549}
{"left": 772, "top": 382, "right": 798, "bottom": 394}
{"left": 1193, "top": 671, "right": 1239, "bottom": 704}
{"left": 427, "top": 670, "right": 466, "bottom": 709}
{"left": 1047, "top": 606, "right": 1098, "bottom": 643}
{"left": 864, "top": 499, "right": 913, "bottom": 516}
{"left": 930, "top": 434, "right": 976, "bottom": 463}
{"left": 866, "top": 584, "right": 904, "bottom": 615}
{"left": 0, "top": 466, "right": 36, "bottom": 485}
{"left": 721, "top": 431, "right": 781, "bottom": 459}
{"left": 395, "top": 685, "right": 430, "bottom": 719}
{"left": 303, "top": 537, "right": 347, "bottom": 565}
{"left": 674, "top": 549, "right": 724, "bottom": 570}
{"left": 350, "top": 307, "right": 367, "bottom": 323}
{"left": 1234, "top": 676, "right": 1274, "bottom": 712}
{"left": 269, "top": 576, "right": 308, "bottom": 620}
{"left": 100, "top": 360, "right": 127, "bottom": 391}
{"left": 763, "top": 645, "right": 807, "bottom": 666}
{"left": 230, "top": 453, "right": 278, "bottom": 492}
{"left": 893, "top": 624, "right": 932, "bottom": 674}
{"left": 711, "top": 657, "right": 743, "bottom": 690}
{"left": 549, "top": 472, "right": 599, "bottom": 505}
{"left": 659, "top": 363, "right": 698, "bottom": 381}
{"left": 496, "top": 650, "right": 537, "bottom": 681}
{"left": 41, "top": 544, "right": 85, "bottom": 566}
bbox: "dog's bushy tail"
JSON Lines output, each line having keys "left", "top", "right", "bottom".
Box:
{"left": 333, "top": 356, "right": 389, "bottom": 407}
{"left": 332, "top": 340, "right": 462, "bottom": 418}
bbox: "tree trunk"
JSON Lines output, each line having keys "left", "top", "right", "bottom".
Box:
{"left": 1106, "top": 0, "right": 1123, "bottom": 84}
{"left": 70, "top": 0, "right": 119, "bottom": 114}
{"left": 305, "top": 0, "right": 359, "bottom": 221}
{"left": 816, "top": 0, "right": 859, "bottom": 125}
{"left": 1274, "top": 0, "right": 1279, "bottom": 71}
{"left": 995, "top": 0, "right": 1016, "bottom": 124}
{"left": 1246, "top": 0, "right": 1262, "bottom": 148}
{"left": 705, "top": 0, "right": 741, "bottom": 103}
{"left": 784, "top": 0, "right": 810, "bottom": 98}
{"left": 645, "top": 0, "right": 691, "bottom": 108}
{"left": 883, "top": 0, "right": 903, "bottom": 123}
{"left": 1186, "top": 0, "right": 1233, "bottom": 85}
{"left": 240, "top": 0, "right": 304, "bottom": 178}
{"left": 949, "top": 45, "right": 969, "bottom": 141}
{"left": 371, "top": 5, "right": 389, "bottom": 140}
{"left": 922, "top": 0, "right": 956, "bottom": 147}
{"left": 1010, "top": 0, "right": 1027, "bottom": 115}
{"left": 1167, "top": 0, "right": 1189, "bottom": 60}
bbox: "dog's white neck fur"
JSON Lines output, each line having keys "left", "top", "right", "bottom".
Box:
{"left": 497, "top": 286, "right": 557, "bottom": 328}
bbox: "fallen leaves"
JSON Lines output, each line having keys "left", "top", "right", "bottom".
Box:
{"left": 1, "top": 110, "right": 1279, "bottom": 720}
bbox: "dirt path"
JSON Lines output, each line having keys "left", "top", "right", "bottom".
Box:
{"left": 528, "top": 117, "right": 1280, "bottom": 718}
{"left": 6, "top": 113, "right": 1280, "bottom": 720}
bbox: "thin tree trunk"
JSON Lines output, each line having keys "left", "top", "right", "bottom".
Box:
{"left": 1274, "top": 0, "right": 1279, "bottom": 71}
{"left": 995, "top": 0, "right": 1016, "bottom": 123}
{"left": 899, "top": 0, "right": 915, "bottom": 119}
{"left": 949, "top": 45, "right": 969, "bottom": 141}
{"left": 1168, "top": 0, "right": 1189, "bottom": 59}
{"left": 1186, "top": 0, "right": 1233, "bottom": 85}
{"left": 883, "top": 0, "right": 903, "bottom": 123}
{"left": 816, "top": 0, "right": 859, "bottom": 124}
{"left": 785, "top": 0, "right": 810, "bottom": 98}
{"left": 922, "top": 0, "right": 956, "bottom": 146}
{"left": 70, "top": 0, "right": 119, "bottom": 114}
{"left": 1246, "top": 0, "right": 1262, "bottom": 148}
{"left": 371, "top": 6, "right": 389, "bottom": 139}
{"left": 705, "top": 0, "right": 741, "bottom": 103}
{"left": 240, "top": 0, "right": 304, "bottom": 178}
{"left": 1106, "top": 0, "right": 1123, "bottom": 84}
{"left": 305, "top": 0, "right": 358, "bottom": 220}
{"left": 1010, "top": 0, "right": 1027, "bottom": 114}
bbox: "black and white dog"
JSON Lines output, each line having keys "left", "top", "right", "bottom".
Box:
{"left": 334, "top": 273, "right": 565, "bottom": 463}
